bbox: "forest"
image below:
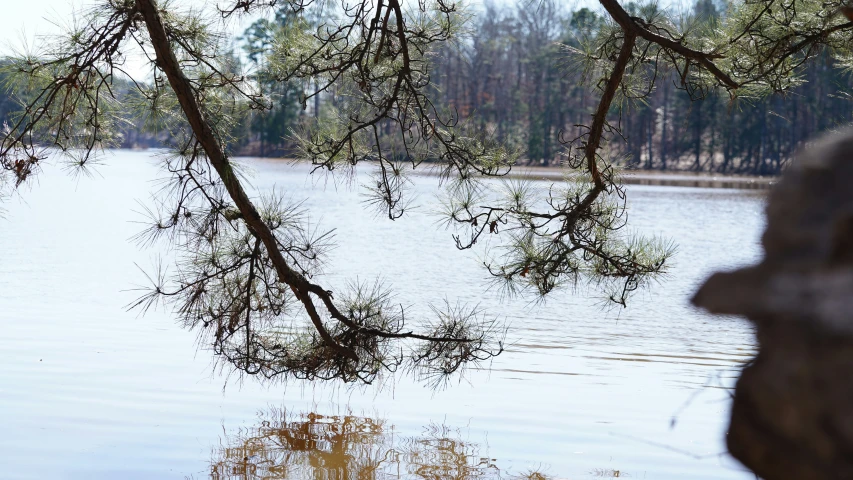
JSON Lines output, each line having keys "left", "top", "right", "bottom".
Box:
{"left": 2, "top": 0, "right": 852, "bottom": 175}
{"left": 432, "top": 0, "right": 853, "bottom": 175}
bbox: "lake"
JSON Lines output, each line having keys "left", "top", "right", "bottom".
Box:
{"left": 0, "top": 150, "right": 765, "bottom": 479}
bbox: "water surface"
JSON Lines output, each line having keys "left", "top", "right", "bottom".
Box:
{"left": 0, "top": 151, "right": 765, "bottom": 479}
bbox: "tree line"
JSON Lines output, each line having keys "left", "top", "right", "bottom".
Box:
{"left": 430, "top": 0, "right": 853, "bottom": 175}
{"left": 2, "top": 0, "right": 850, "bottom": 176}
{"left": 228, "top": 0, "right": 853, "bottom": 175}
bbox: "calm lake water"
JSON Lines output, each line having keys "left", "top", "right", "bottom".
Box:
{"left": 0, "top": 151, "right": 765, "bottom": 480}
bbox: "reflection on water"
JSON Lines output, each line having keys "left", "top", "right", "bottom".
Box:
{"left": 210, "top": 410, "right": 556, "bottom": 480}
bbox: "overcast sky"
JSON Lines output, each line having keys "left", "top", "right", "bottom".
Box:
{"left": 1, "top": 0, "right": 262, "bottom": 77}
{"left": 0, "top": 0, "right": 686, "bottom": 70}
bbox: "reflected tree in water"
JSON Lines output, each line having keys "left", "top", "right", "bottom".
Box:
{"left": 209, "top": 409, "right": 548, "bottom": 480}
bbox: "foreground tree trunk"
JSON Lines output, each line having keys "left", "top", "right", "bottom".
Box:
{"left": 693, "top": 128, "right": 853, "bottom": 479}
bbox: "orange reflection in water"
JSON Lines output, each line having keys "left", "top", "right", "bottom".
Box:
{"left": 209, "top": 409, "right": 552, "bottom": 480}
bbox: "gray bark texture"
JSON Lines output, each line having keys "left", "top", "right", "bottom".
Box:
{"left": 693, "top": 128, "right": 853, "bottom": 479}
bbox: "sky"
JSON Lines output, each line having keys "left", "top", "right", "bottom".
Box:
{"left": 0, "top": 0, "right": 616, "bottom": 52}
{"left": 0, "top": 0, "right": 261, "bottom": 77}
{"left": 0, "top": 0, "right": 254, "bottom": 54}
{"left": 0, "top": 0, "right": 687, "bottom": 73}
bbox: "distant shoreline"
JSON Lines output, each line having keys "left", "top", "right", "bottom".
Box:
{"left": 508, "top": 166, "right": 776, "bottom": 190}
{"left": 234, "top": 153, "right": 777, "bottom": 190}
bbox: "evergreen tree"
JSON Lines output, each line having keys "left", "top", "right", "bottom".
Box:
{"left": 0, "top": 0, "right": 673, "bottom": 388}
{"left": 241, "top": 9, "right": 303, "bottom": 156}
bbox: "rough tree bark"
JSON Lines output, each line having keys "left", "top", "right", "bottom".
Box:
{"left": 693, "top": 128, "right": 853, "bottom": 479}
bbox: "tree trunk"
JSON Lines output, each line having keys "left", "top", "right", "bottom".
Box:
{"left": 646, "top": 107, "right": 654, "bottom": 169}
{"left": 661, "top": 81, "right": 668, "bottom": 170}
{"left": 692, "top": 102, "right": 702, "bottom": 171}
